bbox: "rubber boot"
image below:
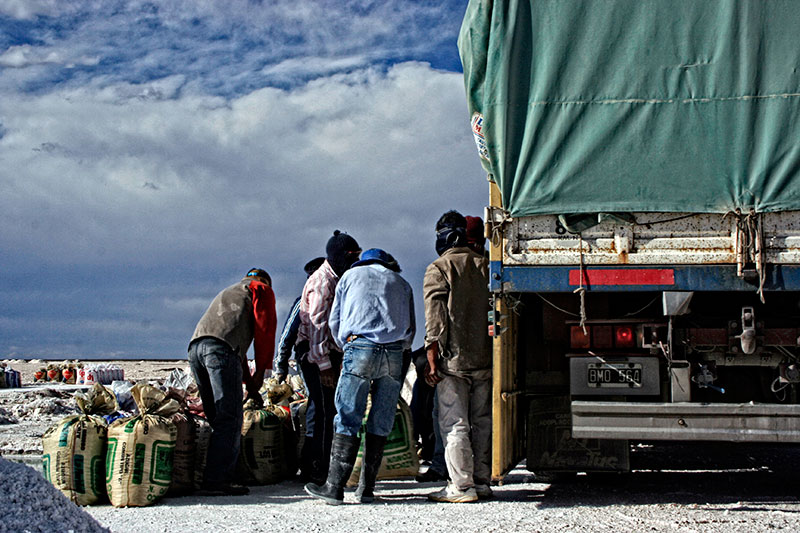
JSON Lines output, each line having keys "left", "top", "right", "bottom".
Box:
{"left": 355, "top": 433, "right": 387, "bottom": 503}
{"left": 304, "top": 433, "right": 360, "bottom": 505}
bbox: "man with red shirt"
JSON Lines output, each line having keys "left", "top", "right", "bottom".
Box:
{"left": 189, "top": 267, "right": 277, "bottom": 495}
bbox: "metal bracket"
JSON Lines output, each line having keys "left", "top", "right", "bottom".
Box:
{"left": 737, "top": 306, "right": 757, "bottom": 355}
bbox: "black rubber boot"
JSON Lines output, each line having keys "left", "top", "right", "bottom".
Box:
{"left": 355, "top": 433, "right": 387, "bottom": 503}
{"left": 304, "top": 433, "right": 360, "bottom": 505}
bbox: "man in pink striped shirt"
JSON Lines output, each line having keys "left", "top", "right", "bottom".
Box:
{"left": 297, "top": 230, "right": 361, "bottom": 483}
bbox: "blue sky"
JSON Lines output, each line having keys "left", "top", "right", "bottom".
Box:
{"left": 0, "top": 0, "right": 487, "bottom": 359}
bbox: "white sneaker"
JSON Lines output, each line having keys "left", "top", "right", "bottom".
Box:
{"left": 474, "top": 484, "right": 493, "bottom": 500}
{"left": 427, "top": 483, "right": 478, "bottom": 503}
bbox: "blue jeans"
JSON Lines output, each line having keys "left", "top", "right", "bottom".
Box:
{"left": 334, "top": 338, "right": 404, "bottom": 437}
{"left": 188, "top": 337, "right": 243, "bottom": 485}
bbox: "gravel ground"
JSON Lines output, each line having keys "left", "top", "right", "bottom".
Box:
{"left": 4, "top": 360, "right": 800, "bottom": 532}
{"left": 81, "top": 458, "right": 800, "bottom": 533}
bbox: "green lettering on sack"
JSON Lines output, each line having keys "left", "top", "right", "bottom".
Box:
{"left": 105, "top": 439, "right": 117, "bottom": 483}
{"left": 258, "top": 411, "right": 280, "bottom": 431}
{"left": 58, "top": 418, "right": 78, "bottom": 447}
{"left": 91, "top": 456, "right": 105, "bottom": 496}
{"left": 42, "top": 455, "right": 51, "bottom": 483}
{"left": 384, "top": 410, "right": 410, "bottom": 452}
{"left": 124, "top": 418, "right": 138, "bottom": 433}
{"left": 132, "top": 443, "right": 145, "bottom": 485}
{"left": 150, "top": 441, "right": 175, "bottom": 486}
{"left": 73, "top": 454, "right": 86, "bottom": 494}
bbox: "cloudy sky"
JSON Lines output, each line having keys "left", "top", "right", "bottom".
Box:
{"left": 0, "top": 0, "right": 487, "bottom": 360}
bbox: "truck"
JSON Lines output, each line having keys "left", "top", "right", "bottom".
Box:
{"left": 457, "top": 0, "right": 800, "bottom": 481}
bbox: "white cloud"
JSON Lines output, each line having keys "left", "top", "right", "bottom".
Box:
{"left": 0, "top": 61, "right": 487, "bottom": 356}
{"left": 0, "top": 61, "right": 482, "bottom": 265}
{"left": 0, "top": 1, "right": 479, "bottom": 357}
{"left": 0, "top": 44, "right": 100, "bottom": 68}
{"left": 0, "top": 1, "right": 464, "bottom": 95}
{"left": 0, "top": 0, "right": 65, "bottom": 19}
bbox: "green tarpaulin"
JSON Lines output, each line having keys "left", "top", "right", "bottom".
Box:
{"left": 458, "top": 0, "right": 800, "bottom": 216}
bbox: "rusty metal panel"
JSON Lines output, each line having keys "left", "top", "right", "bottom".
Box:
{"left": 502, "top": 212, "right": 800, "bottom": 266}
{"left": 572, "top": 401, "right": 800, "bottom": 442}
{"left": 687, "top": 328, "right": 728, "bottom": 345}
{"left": 764, "top": 328, "right": 800, "bottom": 346}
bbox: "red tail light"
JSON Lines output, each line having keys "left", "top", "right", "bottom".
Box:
{"left": 614, "top": 326, "right": 635, "bottom": 348}
{"left": 570, "top": 326, "right": 590, "bottom": 348}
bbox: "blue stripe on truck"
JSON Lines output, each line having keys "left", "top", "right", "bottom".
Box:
{"left": 490, "top": 262, "right": 800, "bottom": 293}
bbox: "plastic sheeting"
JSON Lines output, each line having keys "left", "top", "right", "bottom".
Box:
{"left": 459, "top": 0, "right": 800, "bottom": 216}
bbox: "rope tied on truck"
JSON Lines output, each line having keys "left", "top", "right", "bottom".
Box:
{"left": 725, "top": 209, "right": 767, "bottom": 303}
{"left": 574, "top": 233, "right": 588, "bottom": 335}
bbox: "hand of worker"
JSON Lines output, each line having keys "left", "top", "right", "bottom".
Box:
{"left": 319, "top": 367, "right": 339, "bottom": 388}
{"left": 245, "top": 373, "right": 264, "bottom": 397}
{"left": 243, "top": 388, "right": 264, "bottom": 408}
{"left": 425, "top": 343, "right": 442, "bottom": 386}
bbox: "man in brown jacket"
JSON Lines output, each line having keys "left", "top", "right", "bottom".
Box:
{"left": 424, "top": 210, "right": 492, "bottom": 503}
{"left": 189, "top": 268, "right": 276, "bottom": 495}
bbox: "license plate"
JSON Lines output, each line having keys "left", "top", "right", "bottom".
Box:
{"left": 587, "top": 363, "right": 643, "bottom": 388}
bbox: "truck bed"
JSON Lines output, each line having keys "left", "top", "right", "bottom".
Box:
{"left": 498, "top": 212, "right": 800, "bottom": 266}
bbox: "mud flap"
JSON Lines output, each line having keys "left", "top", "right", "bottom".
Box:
{"left": 527, "top": 396, "right": 629, "bottom": 473}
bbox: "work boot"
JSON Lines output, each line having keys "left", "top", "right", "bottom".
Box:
{"left": 355, "top": 433, "right": 387, "bottom": 503}
{"left": 474, "top": 483, "right": 494, "bottom": 500}
{"left": 304, "top": 433, "right": 360, "bottom": 505}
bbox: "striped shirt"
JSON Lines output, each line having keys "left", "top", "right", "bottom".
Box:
{"left": 273, "top": 296, "right": 302, "bottom": 376}
{"left": 297, "top": 259, "right": 339, "bottom": 371}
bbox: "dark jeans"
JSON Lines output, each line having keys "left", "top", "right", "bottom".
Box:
{"left": 188, "top": 337, "right": 243, "bottom": 485}
{"left": 299, "top": 352, "right": 341, "bottom": 479}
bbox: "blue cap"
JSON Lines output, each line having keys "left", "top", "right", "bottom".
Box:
{"left": 351, "top": 248, "right": 392, "bottom": 268}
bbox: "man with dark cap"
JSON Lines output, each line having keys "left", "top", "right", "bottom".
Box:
{"left": 274, "top": 257, "right": 326, "bottom": 384}
{"left": 424, "top": 210, "right": 492, "bottom": 503}
{"left": 188, "top": 268, "right": 277, "bottom": 495}
{"left": 305, "top": 248, "right": 415, "bottom": 505}
{"left": 297, "top": 231, "right": 361, "bottom": 483}
{"left": 274, "top": 256, "right": 325, "bottom": 481}
{"left": 417, "top": 214, "right": 487, "bottom": 484}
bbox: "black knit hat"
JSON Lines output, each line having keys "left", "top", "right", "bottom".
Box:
{"left": 326, "top": 230, "right": 361, "bottom": 276}
{"left": 326, "top": 230, "right": 360, "bottom": 258}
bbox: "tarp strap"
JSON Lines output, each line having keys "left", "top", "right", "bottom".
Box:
{"left": 573, "top": 233, "right": 588, "bottom": 335}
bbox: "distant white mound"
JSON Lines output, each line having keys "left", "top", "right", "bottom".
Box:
{"left": 0, "top": 457, "right": 109, "bottom": 533}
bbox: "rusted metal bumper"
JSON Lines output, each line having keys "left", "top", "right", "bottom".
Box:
{"left": 572, "top": 401, "right": 800, "bottom": 442}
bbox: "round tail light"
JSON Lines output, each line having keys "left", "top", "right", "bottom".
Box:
{"left": 614, "top": 326, "right": 635, "bottom": 348}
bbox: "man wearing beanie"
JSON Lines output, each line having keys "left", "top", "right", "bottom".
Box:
{"left": 188, "top": 268, "right": 277, "bottom": 496}
{"left": 465, "top": 215, "right": 488, "bottom": 256}
{"left": 305, "top": 248, "right": 415, "bottom": 505}
{"left": 297, "top": 231, "right": 361, "bottom": 483}
{"left": 424, "top": 210, "right": 492, "bottom": 503}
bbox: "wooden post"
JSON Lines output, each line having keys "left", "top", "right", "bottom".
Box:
{"left": 489, "top": 180, "right": 517, "bottom": 482}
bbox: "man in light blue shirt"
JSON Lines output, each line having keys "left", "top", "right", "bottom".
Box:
{"left": 305, "top": 248, "right": 415, "bottom": 505}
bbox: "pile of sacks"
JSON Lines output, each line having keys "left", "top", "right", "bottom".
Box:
{"left": 41, "top": 370, "right": 419, "bottom": 507}
{"left": 32, "top": 362, "right": 125, "bottom": 385}
{"left": 42, "top": 383, "right": 194, "bottom": 507}
{"left": 0, "top": 362, "right": 21, "bottom": 388}
{"left": 33, "top": 362, "right": 79, "bottom": 384}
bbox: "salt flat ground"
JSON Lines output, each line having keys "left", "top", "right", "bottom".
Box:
{"left": 3, "top": 360, "right": 800, "bottom": 532}
{"left": 82, "top": 450, "right": 800, "bottom": 533}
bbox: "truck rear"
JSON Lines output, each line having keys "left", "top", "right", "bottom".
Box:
{"left": 458, "top": 0, "right": 800, "bottom": 480}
